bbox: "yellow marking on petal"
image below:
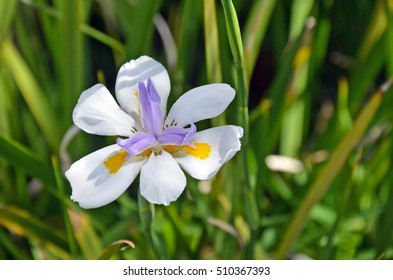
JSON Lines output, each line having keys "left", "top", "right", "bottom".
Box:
{"left": 164, "top": 142, "right": 211, "bottom": 160}
{"left": 134, "top": 91, "right": 139, "bottom": 98}
{"left": 104, "top": 150, "right": 129, "bottom": 174}
{"left": 139, "top": 148, "right": 152, "bottom": 157}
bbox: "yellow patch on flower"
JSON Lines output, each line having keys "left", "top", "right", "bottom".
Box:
{"left": 164, "top": 142, "right": 211, "bottom": 160}
{"left": 134, "top": 91, "right": 139, "bottom": 98}
{"left": 104, "top": 150, "right": 129, "bottom": 174}
{"left": 139, "top": 148, "right": 152, "bottom": 157}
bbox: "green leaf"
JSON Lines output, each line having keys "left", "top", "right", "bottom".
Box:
{"left": 0, "top": 0, "right": 17, "bottom": 42}
{"left": 243, "top": 0, "right": 277, "bottom": 80}
{"left": 98, "top": 240, "right": 135, "bottom": 260}
{"left": 68, "top": 208, "right": 103, "bottom": 260}
{"left": 203, "top": 0, "right": 222, "bottom": 83}
{"left": 275, "top": 79, "right": 392, "bottom": 259}
{"left": 0, "top": 204, "right": 69, "bottom": 259}
{"left": 1, "top": 41, "right": 61, "bottom": 151}
{"left": 0, "top": 135, "right": 55, "bottom": 186}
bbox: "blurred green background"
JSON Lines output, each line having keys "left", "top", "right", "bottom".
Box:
{"left": 1, "top": 0, "right": 393, "bottom": 260}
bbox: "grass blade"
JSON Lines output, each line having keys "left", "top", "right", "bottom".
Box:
{"left": 2, "top": 41, "right": 61, "bottom": 151}
{"left": 203, "top": 0, "right": 222, "bottom": 83}
{"left": 0, "top": 204, "right": 69, "bottom": 259}
{"left": 97, "top": 239, "right": 135, "bottom": 260}
{"left": 275, "top": 79, "right": 393, "bottom": 259}
{"left": 0, "top": 135, "right": 55, "bottom": 186}
{"left": 0, "top": 0, "right": 17, "bottom": 42}
{"left": 243, "top": 0, "right": 277, "bottom": 81}
{"left": 68, "top": 208, "right": 103, "bottom": 260}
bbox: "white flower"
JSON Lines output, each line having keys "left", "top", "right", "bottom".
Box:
{"left": 65, "top": 56, "right": 243, "bottom": 208}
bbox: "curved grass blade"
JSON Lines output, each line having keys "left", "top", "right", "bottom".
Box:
{"left": 275, "top": 78, "right": 393, "bottom": 259}
{"left": 0, "top": 135, "right": 55, "bottom": 186}
{"left": 80, "top": 24, "right": 125, "bottom": 55}
{"left": 1, "top": 41, "right": 61, "bottom": 151}
{"left": 97, "top": 239, "right": 135, "bottom": 260}
{"left": 0, "top": 204, "right": 69, "bottom": 259}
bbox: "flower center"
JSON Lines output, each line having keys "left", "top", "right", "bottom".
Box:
{"left": 152, "top": 144, "right": 163, "bottom": 155}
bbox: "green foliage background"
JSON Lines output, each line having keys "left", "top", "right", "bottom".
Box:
{"left": 1, "top": 0, "right": 393, "bottom": 260}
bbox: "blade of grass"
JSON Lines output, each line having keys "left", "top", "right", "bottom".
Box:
{"left": 52, "top": 155, "right": 78, "bottom": 258}
{"left": 0, "top": 135, "right": 55, "bottom": 186}
{"left": 280, "top": 18, "right": 315, "bottom": 157}
{"left": 221, "top": 0, "right": 259, "bottom": 258}
{"left": 243, "top": 0, "right": 277, "bottom": 81}
{"left": 384, "top": 0, "right": 393, "bottom": 75}
{"left": 97, "top": 239, "right": 135, "bottom": 260}
{"left": 203, "top": 0, "right": 226, "bottom": 127}
{"left": 57, "top": 0, "right": 84, "bottom": 128}
{"left": 375, "top": 171, "right": 393, "bottom": 257}
{"left": 138, "top": 191, "right": 168, "bottom": 259}
{"left": 0, "top": 204, "right": 69, "bottom": 259}
{"left": 172, "top": 0, "right": 202, "bottom": 98}
{"left": 357, "top": 0, "right": 386, "bottom": 62}
{"left": 289, "top": 0, "right": 314, "bottom": 40}
{"left": 0, "top": 0, "right": 17, "bottom": 42}
{"left": 0, "top": 228, "right": 29, "bottom": 259}
{"left": 349, "top": 38, "right": 385, "bottom": 113}
{"left": 68, "top": 208, "right": 103, "bottom": 259}
{"left": 203, "top": 0, "right": 223, "bottom": 83}
{"left": 2, "top": 41, "right": 61, "bottom": 151}
{"left": 275, "top": 79, "right": 393, "bottom": 259}
{"left": 80, "top": 24, "right": 125, "bottom": 55}
{"left": 118, "top": 0, "right": 162, "bottom": 59}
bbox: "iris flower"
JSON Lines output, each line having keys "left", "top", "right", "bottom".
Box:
{"left": 65, "top": 56, "right": 243, "bottom": 208}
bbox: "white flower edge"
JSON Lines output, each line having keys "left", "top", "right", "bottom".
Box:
{"left": 73, "top": 84, "right": 136, "bottom": 137}
{"left": 165, "top": 83, "right": 235, "bottom": 128}
{"left": 115, "top": 56, "right": 171, "bottom": 117}
{"left": 175, "top": 125, "right": 243, "bottom": 180}
{"left": 140, "top": 150, "right": 187, "bottom": 206}
{"left": 65, "top": 144, "right": 146, "bottom": 209}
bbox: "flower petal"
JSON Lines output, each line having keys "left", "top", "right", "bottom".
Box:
{"left": 115, "top": 56, "right": 170, "bottom": 117}
{"left": 117, "top": 132, "right": 157, "bottom": 156}
{"left": 73, "top": 84, "right": 136, "bottom": 137}
{"left": 140, "top": 150, "right": 186, "bottom": 206}
{"left": 174, "top": 125, "right": 243, "bottom": 180}
{"left": 157, "top": 123, "right": 196, "bottom": 146}
{"left": 165, "top": 83, "right": 235, "bottom": 127}
{"left": 65, "top": 144, "right": 146, "bottom": 209}
{"left": 138, "top": 79, "right": 164, "bottom": 136}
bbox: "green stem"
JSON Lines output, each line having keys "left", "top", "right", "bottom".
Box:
{"left": 221, "top": 0, "right": 259, "bottom": 258}
{"left": 138, "top": 191, "right": 167, "bottom": 259}
{"left": 51, "top": 155, "right": 78, "bottom": 257}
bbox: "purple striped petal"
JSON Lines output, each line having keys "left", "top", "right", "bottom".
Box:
{"left": 138, "top": 79, "right": 164, "bottom": 137}
{"left": 117, "top": 132, "right": 158, "bottom": 156}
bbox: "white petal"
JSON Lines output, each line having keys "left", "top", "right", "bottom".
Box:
{"left": 65, "top": 144, "right": 146, "bottom": 209}
{"left": 115, "top": 56, "right": 170, "bottom": 117}
{"left": 73, "top": 84, "right": 136, "bottom": 136}
{"left": 165, "top": 84, "right": 235, "bottom": 127}
{"left": 140, "top": 150, "right": 186, "bottom": 206}
{"left": 175, "top": 125, "right": 243, "bottom": 180}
